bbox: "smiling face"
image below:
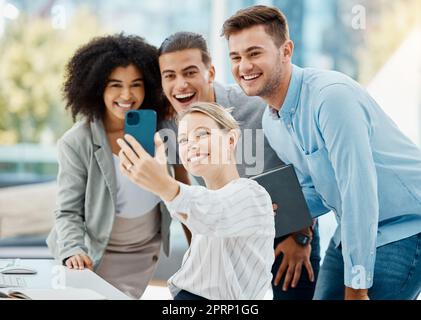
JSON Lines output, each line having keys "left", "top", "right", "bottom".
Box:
{"left": 177, "top": 112, "right": 236, "bottom": 178}
{"left": 103, "top": 64, "right": 145, "bottom": 125}
{"left": 228, "top": 25, "right": 291, "bottom": 100}
{"left": 159, "top": 49, "right": 215, "bottom": 114}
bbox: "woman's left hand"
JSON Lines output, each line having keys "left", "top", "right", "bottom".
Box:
{"left": 117, "top": 133, "right": 179, "bottom": 201}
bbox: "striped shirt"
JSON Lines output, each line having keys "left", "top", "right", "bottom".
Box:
{"left": 164, "top": 178, "right": 275, "bottom": 300}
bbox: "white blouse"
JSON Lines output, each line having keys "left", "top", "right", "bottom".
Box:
{"left": 165, "top": 178, "right": 275, "bottom": 300}
{"left": 112, "top": 155, "right": 160, "bottom": 218}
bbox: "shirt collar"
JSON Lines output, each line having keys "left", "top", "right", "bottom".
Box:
{"left": 269, "top": 64, "right": 303, "bottom": 119}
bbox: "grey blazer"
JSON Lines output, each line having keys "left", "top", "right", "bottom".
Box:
{"left": 47, "top": 119, "right": 171, "bottom": 268}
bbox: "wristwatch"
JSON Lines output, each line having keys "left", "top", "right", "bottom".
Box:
{"left": 293, "top": 232, "right": 312, "bottom": 246}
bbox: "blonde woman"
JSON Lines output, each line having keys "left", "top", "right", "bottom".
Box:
{"left": 117, "top": 102, "right": 275, "bottom": 300}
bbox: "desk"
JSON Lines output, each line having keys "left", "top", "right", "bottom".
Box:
{"left": 0, "top": 259, "right": 130, "bottom": 300}
{"left": 1, "top": 260, "right": 277, "bottom": 300}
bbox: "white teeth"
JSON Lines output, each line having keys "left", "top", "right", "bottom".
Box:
{"left": 116, "top": 102, "right": 132, "bottom": 108}
{"left": 175, "top": 92, "right": 195, "bottom": 99}
{"left": 189, "top": 154, "right": 208, "bottom": 163}
{"left": 243, "top": 74, "right": 260, "bottom": 80}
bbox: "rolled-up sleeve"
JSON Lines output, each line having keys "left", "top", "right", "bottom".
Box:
{"left": 318, "top": 84, "right": 378, "bottom": 289}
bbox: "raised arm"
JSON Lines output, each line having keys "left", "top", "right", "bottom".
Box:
{"left": 173, "top": 164, "right": 192, "bottom": 244}
{"left": 164, "top": 180, "right": 274, "bottom": 238}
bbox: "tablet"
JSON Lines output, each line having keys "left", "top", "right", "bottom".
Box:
{"left": 250, "top": 164, "right": 312, "bottom": 238}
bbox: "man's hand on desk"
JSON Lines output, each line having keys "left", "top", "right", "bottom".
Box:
{"left": 65, "top": 254, "right": 93, "bottom": 271}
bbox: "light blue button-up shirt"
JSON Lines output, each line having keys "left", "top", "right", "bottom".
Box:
{"left": 262, "top": 64, "right": 421, "bottom": 289}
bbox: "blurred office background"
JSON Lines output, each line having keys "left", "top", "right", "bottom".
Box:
{"left": 0, "top": 0, "right": 420, "bottom": 297}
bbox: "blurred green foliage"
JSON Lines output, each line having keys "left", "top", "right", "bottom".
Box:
{"left": 0, "top": 9, "right": 104, "bottom": 144}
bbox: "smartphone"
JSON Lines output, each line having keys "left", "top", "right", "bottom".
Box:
{"left": 124, "top": 109, "right": 157, "bottom": 156}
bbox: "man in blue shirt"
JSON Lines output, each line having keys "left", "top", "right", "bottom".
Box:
{"left": 222, "top": 5, "right": 421, "bottom": 300}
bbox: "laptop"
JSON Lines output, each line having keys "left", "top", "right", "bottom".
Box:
{"left": 0, "top": 274, "right": 27, "bottom": 288}
{"left": 250, "top": 164, "right": 313, "bottom": 238}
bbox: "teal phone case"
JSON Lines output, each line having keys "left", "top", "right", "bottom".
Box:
{"left": 124, "top": 109, "right": 157, "bottom": 156}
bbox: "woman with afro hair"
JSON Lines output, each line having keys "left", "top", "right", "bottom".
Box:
{"left": 47, "top": 34, "right": 171, "bottom": 299}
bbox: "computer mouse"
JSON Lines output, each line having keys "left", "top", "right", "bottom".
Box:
{"left": 0, "top": 266, "right": 37, "bottom": 275}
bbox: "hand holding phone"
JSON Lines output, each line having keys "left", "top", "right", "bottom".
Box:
{"left": 124, "top": 109, "right": 157, "bottom": 156}
{"left": 117, "top": 132, "right": 178, "bottom": 202}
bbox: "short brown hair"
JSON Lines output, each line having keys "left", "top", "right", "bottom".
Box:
{"left": 221, "top": 5, "right": 289, "bottom": 47}
{"left": 159, "top": 32, "right": 212, "bottom": 68}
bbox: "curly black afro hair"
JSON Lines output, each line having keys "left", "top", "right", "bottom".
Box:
{"left": 63, "top": 33, "right": 167, "bottom": 123}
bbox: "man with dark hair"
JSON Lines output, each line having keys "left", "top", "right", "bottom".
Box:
{"left": 223, "top": 5, "right": 421, "bottom": 300}
{"left": 159, "top": 31, "right": 321, "bottom": 300}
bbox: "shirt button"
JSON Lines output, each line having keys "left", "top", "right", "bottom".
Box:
{"left": 287, "top": 124, "right": 291, "bottom": 129}
{"left": 291, "top": 108, "right": 295, "bottom": 113}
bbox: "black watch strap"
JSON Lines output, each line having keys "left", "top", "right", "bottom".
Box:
{"left": 293, "top": 232, "right": 311, "bottom": 246}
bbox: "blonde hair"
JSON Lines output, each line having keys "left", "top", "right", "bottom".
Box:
{"left": 176, "top": 102, "right": 240, "bottom": 131}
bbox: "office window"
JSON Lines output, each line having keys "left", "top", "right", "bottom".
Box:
{"left": 0, "top": 0, "right": 420, "bottom": 288}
